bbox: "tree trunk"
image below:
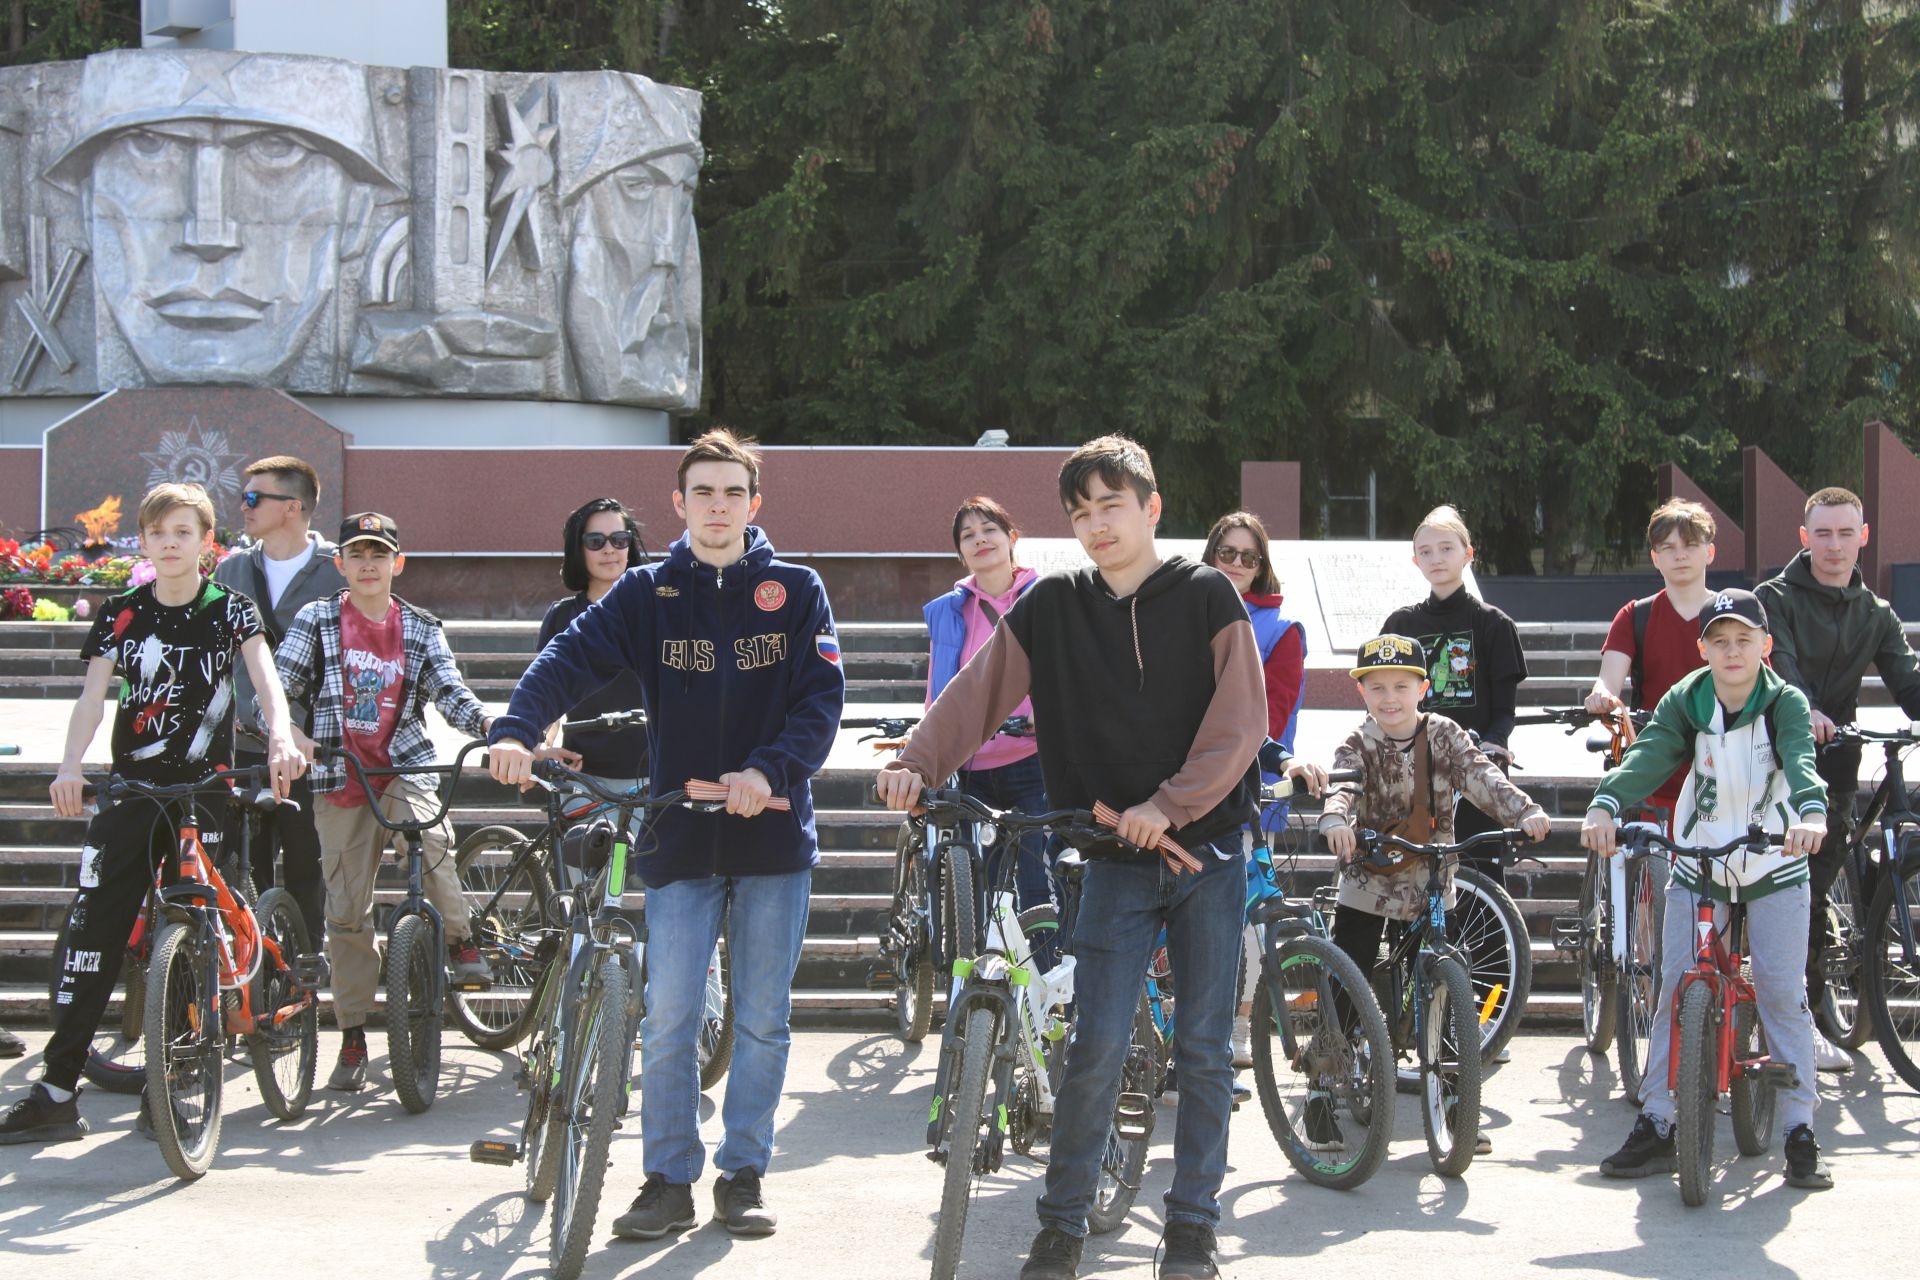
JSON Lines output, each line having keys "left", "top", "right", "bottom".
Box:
{"left": 9, "top": 0, "right": 24, "bottom": 54}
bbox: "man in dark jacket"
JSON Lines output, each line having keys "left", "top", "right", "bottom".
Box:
{"left": 215, "top": 455, "right": 345, "bottom": 942}
{"left": 488, "top": 430, "right": 844, "bottom": 1249}
{"left": 1756, "top": 485, "right": 1920, "bottom": 1067}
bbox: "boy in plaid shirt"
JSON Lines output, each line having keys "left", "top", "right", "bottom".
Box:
{"left": 277, "top": 513, "right": 495, "bottom": 1093}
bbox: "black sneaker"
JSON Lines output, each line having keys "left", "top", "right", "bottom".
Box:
{"left": 1158, "top": 1221, "right": 1220, "bottom": 1279}
{"left": 1304, "top": 1091, "right": 1343, "bottom": 1150}
{"left": 1784, "top": 1124, "right": 1834, "bottom": 1190}
{"left": 0, "top": 1026, "right": 25, "bottom": 1058}
{"left": 1599, "top": 1113, "right": 1675, "bottom": 1178}
{"left": 327, "top": 1032, "right": 369, "bottom": 1093}
{"left": 713, "top": 1167, "right": 777, "bottom": 1236}
{"left": 1019, "top": 1227, "right": 1083, "bottom": 1280}
{"left": 0, "top": 1084, "right": 87, "bottom": 1146}
{"left": 613, "top": 1172, "right": 697, "bottom": 1240}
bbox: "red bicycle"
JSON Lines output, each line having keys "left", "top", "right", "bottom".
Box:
{"left": 1620, "top": 824, "right": 1801, "bottom": 1206}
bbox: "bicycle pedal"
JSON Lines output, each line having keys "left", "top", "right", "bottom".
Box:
{"left": 1114, "top": 1091, "right": 1155, "bottom": 1142}
{"left": 1820, "top": 946, "right": 1852, "bottom": 980}
{"left": 469, "top": 1139, "right": 520, "bottom": 1166}
{"left": 1753, "top": 1061, "right": 1801, "bottom": 1090}
{"left": 1549, "top": 917, "right": 1585, "bottom": 952}
{"left": 865, "top": 966, "right": 900, "bottom": 991}
{"left": 290, "top": 953, "right": 329, "bottom": 991}
{"left": 452, "top": 979, "right": 492, "bottom": 993}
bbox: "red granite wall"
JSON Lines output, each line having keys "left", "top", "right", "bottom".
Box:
{"left": 1743, "top": 446, "right": 1808, "bottom": 581}
{"left": 1863, "top": 420, "right": 1920, "bottom": 597}
{"left": 1239, "top": 461, "right": 1302, "bottom": 539}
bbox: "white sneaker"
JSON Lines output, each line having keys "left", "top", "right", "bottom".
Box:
{"left": 1231, "top": 1016, "right": 1253, "bottom": 1070}
{"left": 1813, "top": 1028, "right": 1853, "bottom": 1074}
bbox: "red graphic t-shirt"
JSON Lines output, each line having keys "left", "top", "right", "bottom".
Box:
{"left": 1602, "top": 592, "right": 1705, "bottom": 817}
{"left": 329, "top": 601, "right": 407, "bottom": 809}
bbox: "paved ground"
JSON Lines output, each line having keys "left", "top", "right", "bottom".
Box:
{"left": 1, "top": 1027, "right": 1913, "bottom": 1279}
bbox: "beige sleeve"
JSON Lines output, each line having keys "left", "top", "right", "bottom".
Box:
{"left": 891, "top": 624, "right": 1034, "bottom": 786}
{"left": 1318, "top": 730, "right": 1367, "bottom": 831}
{"left": 1148, "top": 617, "right": 1268, "bottom": 828}
{"left": 1444, "top": 719, "right": 1546, "bottom": 827}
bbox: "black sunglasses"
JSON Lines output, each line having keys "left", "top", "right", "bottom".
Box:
{"left": 581, "top": 531, "right": 636, "bottom": 552}
{"left": 1213, "top": 547, "right": 1262, "bottom": 569}
{"left": 241, "top": 490, "right": 298, "bottom": 509}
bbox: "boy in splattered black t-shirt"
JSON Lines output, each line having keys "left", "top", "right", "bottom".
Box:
{"left": 0, "top": 483, "right": 305, "bottom": 1146}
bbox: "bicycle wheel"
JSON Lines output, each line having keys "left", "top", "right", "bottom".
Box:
{"left": 452, "top": 827, "right": 556, "bottom": 1051}
{"left": 385, "top": 912, "right": 442, "bottom": 1115}
{"left": 1674, "top": 980, "right": 1718, "bottom": 1207}
{"left": 1251, "top": 936, "right": 1393, "bottom": 1191}
{"left": 522, "top": 993, "right": 567, "bottom": 1203}
{"left": 1863, "top": 856, "right": 1920, "bottom": 1092}
{"left": 550, "top": 956, "right": 630, "bottom": 1280}
{"left": 1449, "top": 868, "right": 1532, "bottom": 1062}
{"left": 1729, "top": 1001, "right": 1775, "bottom": 1157}
{"left": 49, "top": 902, "right": 147, "bottom": 1094}
{"left": 894, "top": 826, "right": 936, "bottom": 1043}
{"left": 1088, "top": 990, "right": 1156, "bottom": 1234}
{"left": 1815, "top": 852, "right": 1871, "bottom": 1049}
{"left": 940, "top": 845, "right": 979, "bottom": 973}
{"left": 249, "top": 888, "right": 317, "bottom": 1121}
{"left": 143, "top": 921, "right": 223, "bottom": 1180}
{"left": 1417, "top": 953, "right": 1480, "bottom": 1178}
{"left": 697, "top": 940, "right": 736, "bottom": 1090}
{"left": 1577, "top": 853, "right": 1618, "bottom": 1055}
{"left": 1615, "top": 852, "right": 1668, "bottom": 1104}
{"left": 930, "top": 1003, "right": 998, "bottom": 1280}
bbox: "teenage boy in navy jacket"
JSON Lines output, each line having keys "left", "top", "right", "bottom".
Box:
{"left": 879, "top": 436, "right": 1290, "bottom": 1280}
{"left": 489, "top": 430, "right": 845, "bottom": 1247}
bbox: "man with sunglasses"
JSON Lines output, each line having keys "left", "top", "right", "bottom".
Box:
{"left": 213, "top": 456, "right": 345, "bottom": 944}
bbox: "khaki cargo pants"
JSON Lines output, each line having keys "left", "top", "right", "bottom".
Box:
{"left": 314, "top": 776, "right": 471, "bottom": 1030}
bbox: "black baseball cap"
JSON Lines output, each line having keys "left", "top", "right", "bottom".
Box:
{"left": 339, "top": 512, "right": 400, "bottom": 552}
{"left": 1699, "top": 588, "right": 1767, "bottom": 637}
{"left": 1350, "top": 633, "right": 1428, "bottom": 680}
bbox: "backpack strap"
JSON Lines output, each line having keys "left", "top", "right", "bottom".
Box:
{"left": 1628, "top": 592, "right": 1662, "bottom": 711}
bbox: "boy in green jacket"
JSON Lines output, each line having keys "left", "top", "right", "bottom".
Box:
{"left": 1581, "top": 589, "right": 1831, "bottom": 1189}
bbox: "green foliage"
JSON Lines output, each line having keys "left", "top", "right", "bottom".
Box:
{"left": 1, "top": 0, "right": 137, "bottom": 65}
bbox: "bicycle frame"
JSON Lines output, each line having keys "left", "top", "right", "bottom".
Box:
{"left": 1841, "top": 730, "right": 1920, "bottom": 966}
{"left": 1666, "top": 896, "right": 1765, "bottom": 1097}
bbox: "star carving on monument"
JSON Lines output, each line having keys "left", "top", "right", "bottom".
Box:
{"left": 172, "top": 53, "right": 245, "bottom": 107}
{"left": 486, "top": 85, "right": 558, "bottom": 280}
{"left": 140, "top": 419, "right": 245, "bottom": 517}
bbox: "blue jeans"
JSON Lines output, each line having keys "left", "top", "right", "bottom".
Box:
{"left": 1038, "top": 839, "right": 1245, "bottom": 1236}
{"left": 960, "top": 755, "right": 1056, "bottom": 915}
{"left": 639, "top": 868, "right": 812, "bottom": 1183}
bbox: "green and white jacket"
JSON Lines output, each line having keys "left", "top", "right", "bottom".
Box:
{"left": 1589, "top": 666, "right": 1826, "bottom": 902}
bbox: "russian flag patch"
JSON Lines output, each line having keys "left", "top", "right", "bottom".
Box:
{"left": 816, "top": 632, "right": 841, "bottom": 664}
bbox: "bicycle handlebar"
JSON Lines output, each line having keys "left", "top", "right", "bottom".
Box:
{"left": 1261, "top": 768, "right": 1360, "bottom": 802}
{"left": 916, "top": 787, "right": 1094, "bottom": 833}
{"left": 1827, "top": 723, "right": 1920, "bottom": 749}
{"left": 82, "top": 764, "right": 296, "bottom": 813}
{"left": 309, "top": 738, "right": 490, "bottom": 834}
{"left": 560, "top": 708, "right": 647, "bottom": 733}
{"left": 1619, "top": 822, "right": 1784, "bottom": 860}
{"left": 1357, "top": 826, "right": 1529, "bottom": 869}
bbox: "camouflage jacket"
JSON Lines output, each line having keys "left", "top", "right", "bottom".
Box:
{"left": 1318, "top": 714, "right": 1545, "bottom": 921}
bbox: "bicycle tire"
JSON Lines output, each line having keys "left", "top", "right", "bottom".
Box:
{"left": 1815, "top": 852, "right": 1871, "bottom": 1049}
{"left": 522, "top": 994, "right": 566, "bottom": 1203}
{"left": 1418, "top": 953, "right": 1480, "bottom": 1178}
{"left": 930, "top": 1003, "right": 998, "bottom": 1280}
{"left": 939, "top": 846, "right": 979, "bottom": 1020}
{"left": 1674, "top": 980, "right": 1718, "bottom": 1207}
{"left": 1450, "top": 867, "right": 1532, "bottom": 1062}
{"left": 1615, "top": 852, "right": 1668, "bottom": 1104}
{"left": 1251, "top": 935, "right": 1393, "bottom": 1191}
{"left": 452, "top": 826, "right": 556, "bottom": 1051}
{"left": 249, "top": 887, "right": 317, "bottom": 1121}
{"left": 1088, "top": 989, "right": 1156, "bottom": 1234}
{"left": 1863, "top": 856, "right": 1920, "bottom": 1092}
{"left": 49, "top": 904, "right": 146, "bottom": 1094}
{"left": 385, "top": 912, "right": 442, "bottom": 1115}
{"left": 1729, "top": 1001, "right": 1775, "bottom": 1157}
{"left": 1578, "top": 853, "right": 1618, "bottom": 1055}
{"left": 549, "top": 955, "right": 629, "bottom": 1280}
{"left": 144, "top": 920, "right": 223, "bottom": 1180}
{"left": 698, "top": 941, "right": 736, "bottom": 1090}
{"left": 893, "top": 824, "right": 936, "bottom": 1043}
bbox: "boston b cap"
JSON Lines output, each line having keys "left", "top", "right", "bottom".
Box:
{"left": 1351, "top": 633, "right": 1428, "bottom": 680}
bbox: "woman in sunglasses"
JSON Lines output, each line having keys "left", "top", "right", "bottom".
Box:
{"left": 535, "top": 498, "right": 650, "bottom": 789}
{"left": 1201, "top": 510, "right": 1306, "bottom": 1073}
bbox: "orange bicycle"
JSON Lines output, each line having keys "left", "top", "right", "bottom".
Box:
{"left": 88, "top": 767, "right": 323, "bottom": 1179}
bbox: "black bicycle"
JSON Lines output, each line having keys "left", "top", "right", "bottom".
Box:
{"left": 1839, "top": 724, "right": 1920, "bottom": 1088}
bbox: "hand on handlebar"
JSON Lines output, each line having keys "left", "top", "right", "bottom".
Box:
{"left": 1521, "top": 811, "right": 1551, "bottom": 843}
{"left": 1784, "top": 815, "right": 1826, "bottom": 859}
{"left": 717, "top": 768, "right": 773, "bottom": 817}
{"left": 875, "top": 762, "right": 925, "bottom": 812}
{"left": 264, "top": 731, "right": 308, "bottom": 800}
{"left": 1113, "top": 800, "right": 1171, "bottom": 852}
{"left": 488, "top": 738, "right": 536, "bottom": 787}
{"left": 1580, "top": 807, "right": 1618, "bottom": 858}
{"left": 1282, "top": 759, "right": 1329, "bottom": 798}
{"left": 1322, "top": 820, "right": 1357, "bottom": 865}
{"left": 50, "top": 767, "right": 87, "bottom": 819}
{"left": 1810, "top": 709, "right": 1839, "bottom": 745}
{"left": 1585, "top": 688, "right": 1624, "bottom": 717}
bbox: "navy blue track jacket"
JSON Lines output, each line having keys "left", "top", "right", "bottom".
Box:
{"left": 490, "top": 527, "right": 846, "bottom": 886}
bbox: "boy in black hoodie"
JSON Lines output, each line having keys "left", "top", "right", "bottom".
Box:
{"left": 879, "top": 436, "right": 1271, "bottom": 1280}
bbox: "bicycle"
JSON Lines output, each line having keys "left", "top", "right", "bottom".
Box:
{"left": 1616, "top": 824, "right": 1799, "bottom": 1206}
{"left": 84, "top": 768, "right": 323, "bottom": 1180}
{"left": 854, "top": 714, "right": 1035, "bottom": 1042}
{"left": 1846, "top": 724, "right": 1920, "bottom": 1089}
{"left": 1353, "top": 827, "right": 1523, "bottom": 1176}
{"left": 47, "top": 884, "right": 154, "bottom": 1095}
{"left": 468, "top": 763, "right": 771, "bottom": 1280}
{"left": 1820, "top": 722, "right": 1916, "bottom": 1057}
{"left": 1243, "top": 773, "right": 1396, "bottom": 1190}
{"left": 450, "top": 709, "right": 735, "bottom": 1089}
{"left": 918, "top": 787, "right": 1127, "bottom": 1279}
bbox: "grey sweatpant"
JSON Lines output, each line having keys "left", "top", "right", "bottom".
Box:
{"left": 1639, "top": 878, "right": 1817, "bottom": 1132}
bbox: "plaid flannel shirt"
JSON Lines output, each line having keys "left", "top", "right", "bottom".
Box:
{"left": 276, "top": 593, "right": 490, "bottom": 795}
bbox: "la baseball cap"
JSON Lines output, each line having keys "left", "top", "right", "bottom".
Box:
{"left": 1699, "top": 588, "right": 1767, "bottom": 637}
{"left": 1351, "top": 633, "right": 1429, "bottom": 680}
{"left": 338, "top": 512, "right": 400, "bottom": 552}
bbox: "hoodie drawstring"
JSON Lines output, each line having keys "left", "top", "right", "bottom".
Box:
{"left": 1130, "top": 596, "right": 1144, "bottom": 692}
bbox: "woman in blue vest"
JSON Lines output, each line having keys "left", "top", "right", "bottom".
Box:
{"left": 1202, "top": 510, "right": 1306, "bottom": 1070}
{"left": 925, "top": 496, "right": 1052, "bottom": 917}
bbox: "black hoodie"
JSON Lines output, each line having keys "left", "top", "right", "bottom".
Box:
{"left": 895, "top": 555, "right": 1267, "bottom": 858}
